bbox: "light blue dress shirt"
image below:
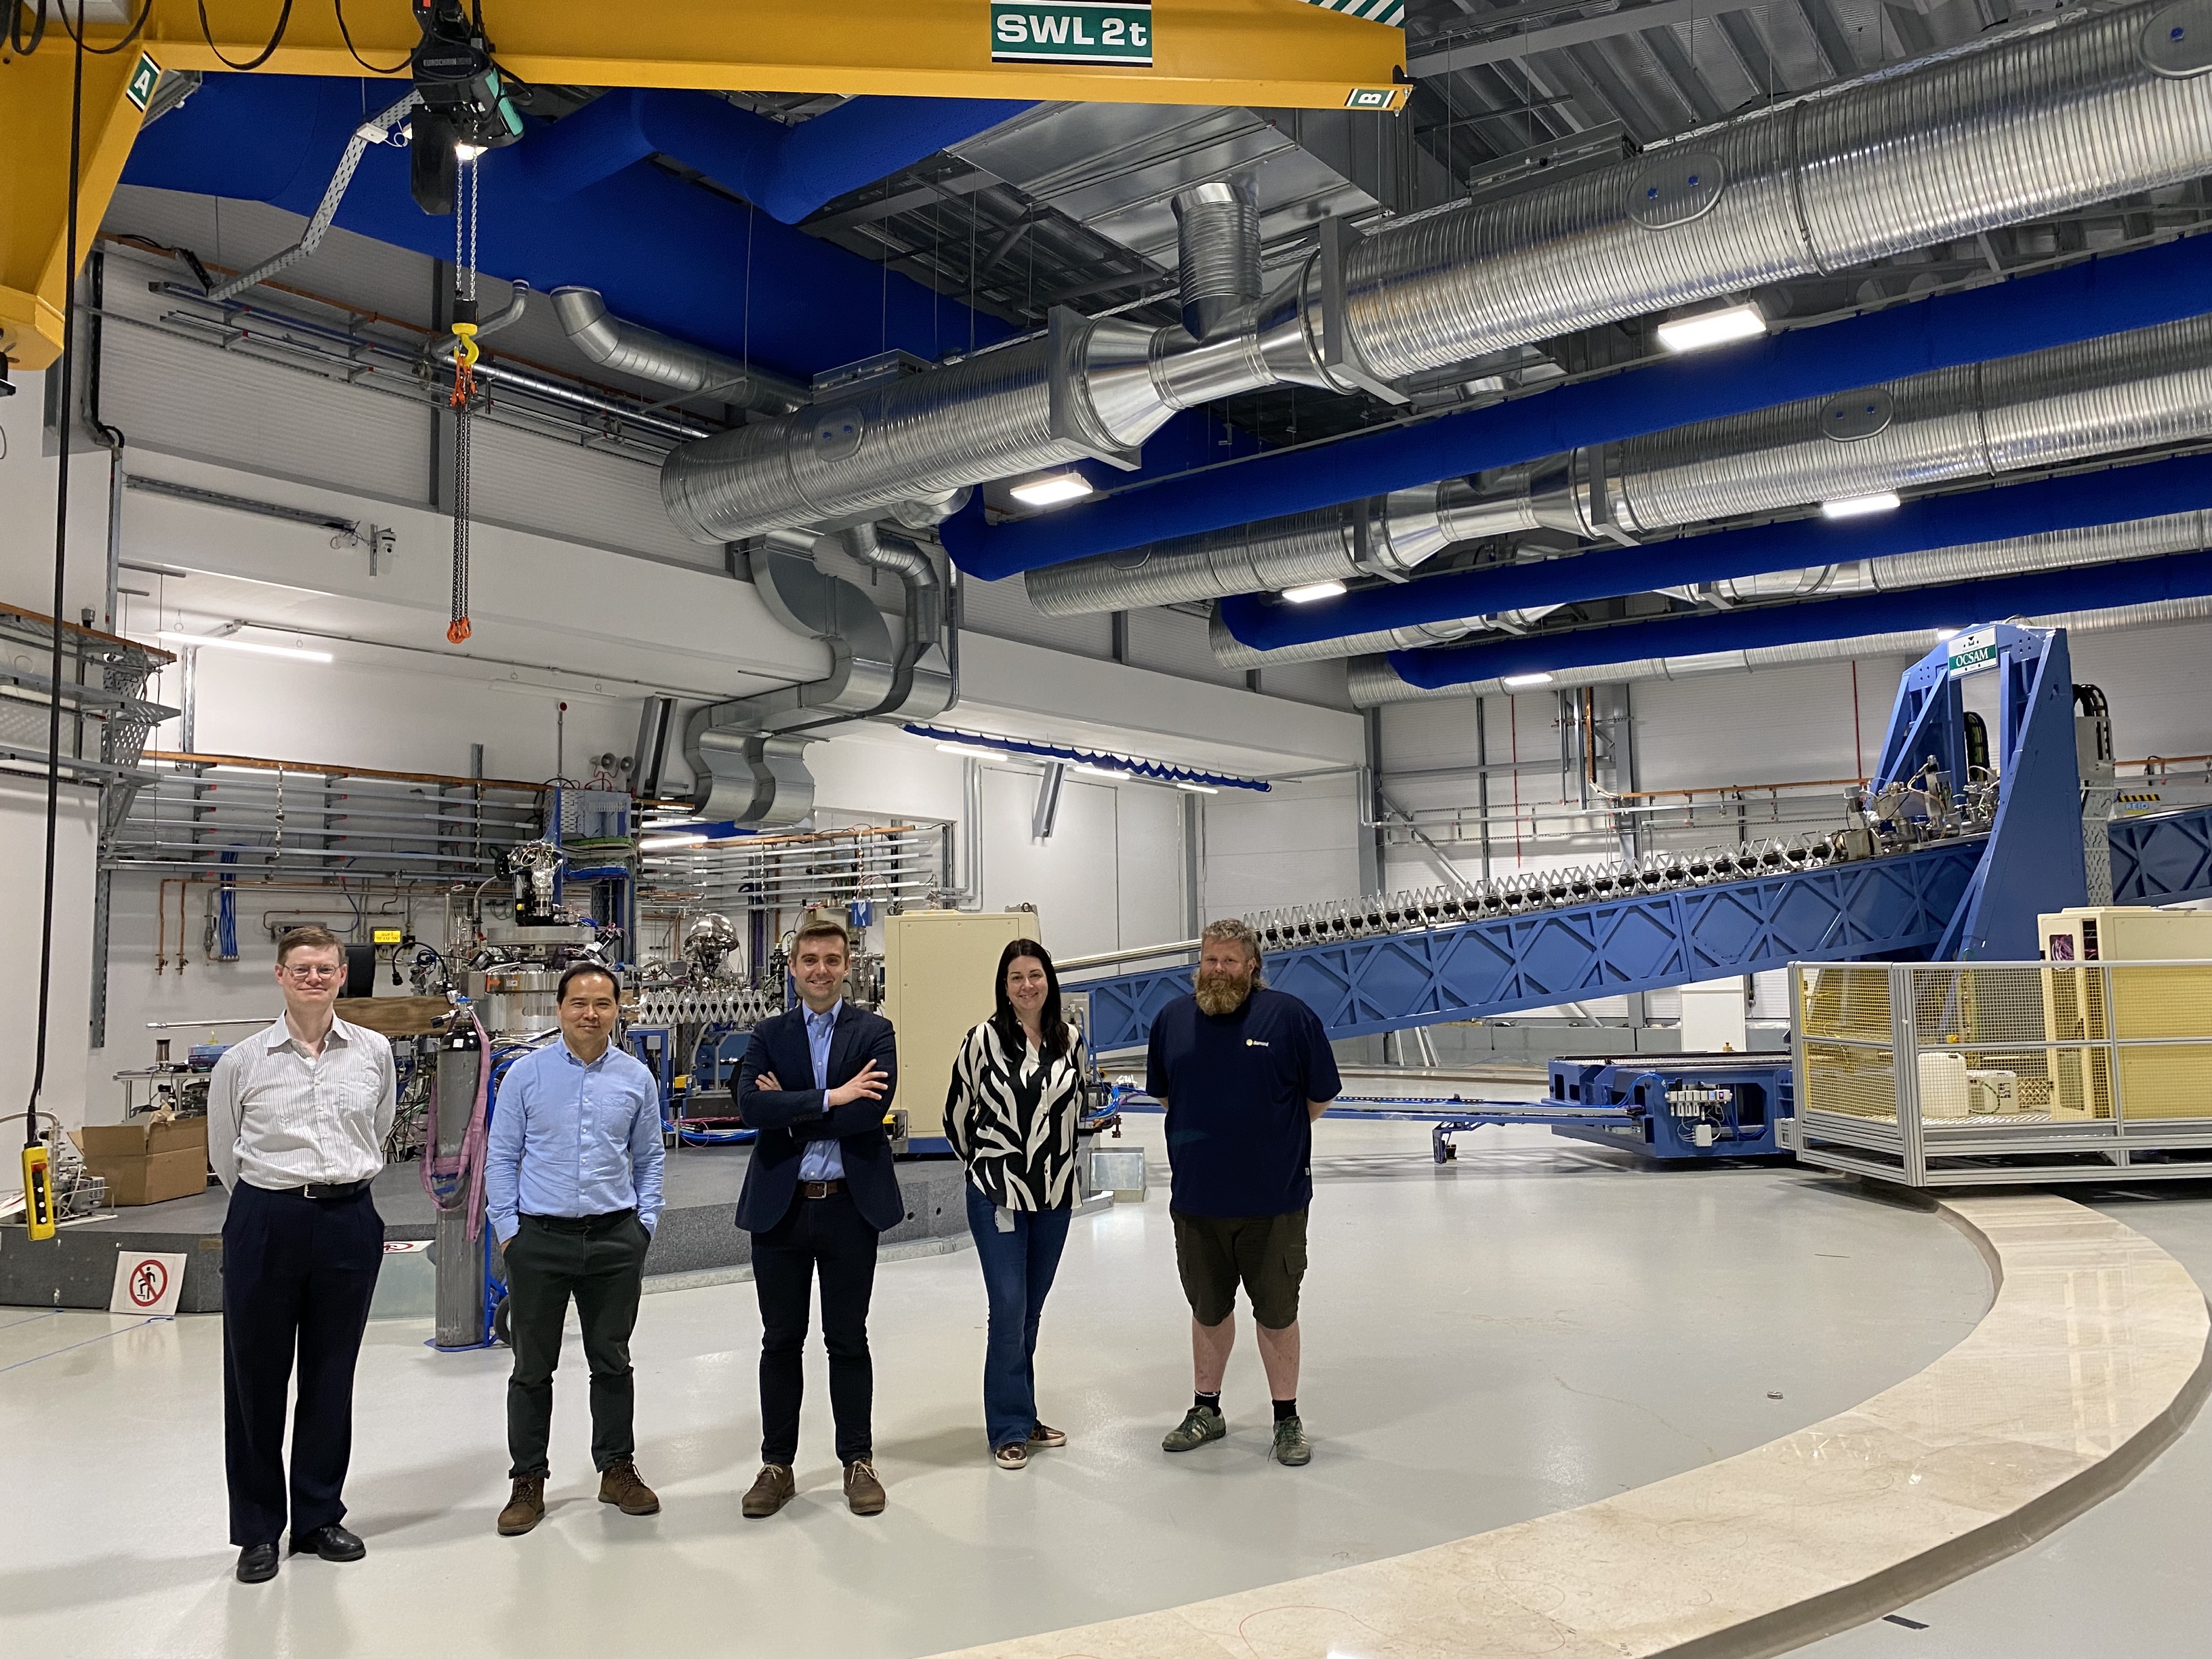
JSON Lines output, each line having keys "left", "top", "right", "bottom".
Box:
{"left": 797, "top": 1000, "right": 846, "bottom": 1183}
{"left": 486, "top": 1037, "right": 666, "bottom": 1244}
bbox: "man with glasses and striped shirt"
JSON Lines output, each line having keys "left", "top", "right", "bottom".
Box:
{"left": 205, "top": 924, "right": 396, "bottom": 1585}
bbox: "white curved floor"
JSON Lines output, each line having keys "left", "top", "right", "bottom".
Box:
{"left": 0, "top": 1120, "right": 1999, "bottom": 1659}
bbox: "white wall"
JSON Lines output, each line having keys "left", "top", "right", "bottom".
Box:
{"left": 0, "top": 779, "right": 98, "bottom": 1133}
{"left": 1199, "top": 772, "right": 1364, "bottom": 921}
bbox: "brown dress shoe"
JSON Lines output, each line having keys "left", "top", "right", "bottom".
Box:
{"left": 843, "top": 1459, "right": 886, "bottom": 1515}
{"left": 497, "top": 1475, "right": 546, "bottom": 1537}
{"left": 741, "top": 1464, "right": 796, "bottom": 1519}
{"left": 598, "top": 1458, "right": 660, "bottom": 1516}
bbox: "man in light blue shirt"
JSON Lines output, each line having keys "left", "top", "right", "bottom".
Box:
{"left": 798, "top": 1000, "right": 845, "bottom": 1183}
{"left": 484, "top": 964, "right": 665, "bottom": 1537}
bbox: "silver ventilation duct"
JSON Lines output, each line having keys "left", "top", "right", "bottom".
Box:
{"left": 1025, "top": 478, "right": 1501, "bottom": 615}
{"left": 657, "top": 0, "right": 2212, "bottom": 548}
{"left": 1338, "top": 1, "right": 2212, "bottom": 379}
{"left": 1215, "top": 505, "right": 2212, "bottom": 668}
{"left": 551, "top": 287, "right": 809, "bottom": 415}
{"left": 682, "top": 520, "right": 953, "bottom": 826}
{"left": 1344, "top": 594, "right": 2212, "bottom": 707}
{"left": 1067, "top": 310, "right": 2212, "bottom": 623}
{"left": 1174, "top": 179, "right": 1264, "bottom": 344}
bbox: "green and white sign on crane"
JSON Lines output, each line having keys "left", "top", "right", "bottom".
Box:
{"left": 991, "top": 2, "right": 1153, "bottom": 65}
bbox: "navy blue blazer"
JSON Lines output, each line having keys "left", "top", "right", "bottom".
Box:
{"left": 734, "top": 1002, "right": 905, "bottom": 1234}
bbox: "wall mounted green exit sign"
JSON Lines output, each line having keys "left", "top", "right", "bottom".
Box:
{"left": 991, "top": 3, "right": 1152, "bottom": 66}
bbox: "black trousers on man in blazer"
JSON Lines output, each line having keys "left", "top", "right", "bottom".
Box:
{"left": 736, "top": 1003, "right": 903, "bottom": 1467}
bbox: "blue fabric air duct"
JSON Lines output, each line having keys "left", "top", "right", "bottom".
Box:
{"left": 120, "top": 76, "right": 1020, "bottom": 378}
{"left": 1391, "top": 546, "right": 2212, "bottom": 689}
{"left": 945, "top": 232, "right": 2212, "bottom": 581}
{"left": 508, "top": 87, "right": 1034, "bottom": 223}
{"left": 1221, "top": 451, "right": 2212, "bottom": 653}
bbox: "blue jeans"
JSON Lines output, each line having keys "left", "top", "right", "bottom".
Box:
{"left": 965, "top": 1182, "right": 1073, "bottom": 1450}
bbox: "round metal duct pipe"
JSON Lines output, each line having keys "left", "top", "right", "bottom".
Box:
{"left": 1080, "top": 312, "right": 2212, "bottom": 625}
{"left": 1174, "top": 179, "right": 1263, "bottom": 344}
{"left": 1345, "top": 595, "right": 2212, "bottom": 705}
{"left": 1225, "top": 508, "right": 2212, "bottom": 667}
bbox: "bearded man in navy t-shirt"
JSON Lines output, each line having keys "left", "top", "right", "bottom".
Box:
{"left": 1145, "top": 917, "right": 1340, "bottom": 1468}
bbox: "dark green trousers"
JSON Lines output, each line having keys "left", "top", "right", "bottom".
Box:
{"left": 504, "top": 1210, "right": 649, "bottom": 1478}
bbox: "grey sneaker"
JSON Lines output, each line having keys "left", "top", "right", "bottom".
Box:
{"left": 1271, "top": 1414, "right": 1312, "bottom": 1466}
{"left": 1162, "top": 1406, "right": 1227, "bottom": 1453}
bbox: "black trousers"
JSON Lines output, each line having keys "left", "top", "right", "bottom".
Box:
{"left": 752, "top": 1188, "right": 878, "bottom": 1466}
{"left": 504, "top": 1210, "right": 649, "bottom": 1479}
{"left": 221, "top": 1180, "right": 384, "bottom": 1547}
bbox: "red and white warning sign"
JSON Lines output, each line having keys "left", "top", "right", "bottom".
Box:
{"left": 110, "top": 1249, "right": 188, "bottom": 1317}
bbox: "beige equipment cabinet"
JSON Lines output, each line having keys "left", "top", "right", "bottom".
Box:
{"left": 880, "top": 911, "right": 1038, "bottom": 1141}
{"left": 2039, "top": 906, "right": 2212, "bottom": 1120}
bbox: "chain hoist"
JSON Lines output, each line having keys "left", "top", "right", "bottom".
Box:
{"left": 445, "top": 150, "right": 480, "bottom": 644}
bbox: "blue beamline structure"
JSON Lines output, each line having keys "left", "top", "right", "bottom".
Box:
{"left": 1069, "top": 625, "right": 2212, "bottom": 1057}
{"left": 1073, "top": 838, "right": 1984, "bottom": 1053}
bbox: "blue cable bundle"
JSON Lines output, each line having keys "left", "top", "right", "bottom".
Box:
{"left": 214, "top": 848, "right": 239, "bottom": 962}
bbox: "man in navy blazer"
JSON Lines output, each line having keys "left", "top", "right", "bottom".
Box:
{"left": 734, "top": 914, "right": 901, "bottom": 1519}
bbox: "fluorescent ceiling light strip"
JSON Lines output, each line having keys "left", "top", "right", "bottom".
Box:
{"left": 1655, "top": 303, "right": 1766, "bottom": 354}
{"left": 1820, "top": 491, "right": 1902, "bottom": 520}
{"left": 935, "top": 741, "right": 1000, "bottom": 758}
{"left": 1008, "top": 473, "right": 1094, "bottom": 508}
{"left": 1280, "top": 579, "right": 1347, "bottom": 604}
{"left": 1502, "top": 672, "right": 1555, "bottom": 687}
{"left": 153, "top": 631, "right": 333, "bottom": 663}
{"left": 1174, "top": 781, "right": 1220, "bottom": 794}
{"left": 638, "top": 832, "right": 709, "bottom": 851}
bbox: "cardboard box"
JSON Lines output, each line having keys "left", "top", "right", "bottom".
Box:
{"left": 73, "top": 1118, "right": 210, "bottom": 1206}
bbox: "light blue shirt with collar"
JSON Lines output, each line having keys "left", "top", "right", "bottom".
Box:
{"left": 798, "top": 1000, "right": 846, "bottom": 1183}
{"left": 486, "top": 1036, "right": 665, "bottom": 1244}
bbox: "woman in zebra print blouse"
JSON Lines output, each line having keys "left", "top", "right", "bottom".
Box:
{"left": 943, "top": 937, "right": 1088, "bottom": 1469}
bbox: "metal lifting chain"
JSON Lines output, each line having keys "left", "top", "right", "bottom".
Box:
{"left": 446, "top": 154, "right": 481, "bottom": 645}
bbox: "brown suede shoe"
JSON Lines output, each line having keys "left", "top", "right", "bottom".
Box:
{"left": 497, "top": 1475, "right": 546, "bottom": 1537}
{"left": 843, "top": 1459, "right": 886, "bottom": 1516}
{"left": 598, "top": 1458, "right": 660, "bottom": 1516}
{"left": 741, "top": 1464, "right": 796, "bottom": 1519}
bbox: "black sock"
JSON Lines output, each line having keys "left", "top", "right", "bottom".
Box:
{"left": 1194, "top": 1390, "right": 1221, "bottom": 1414}
{"left": 1273, "top": 1397, "right": 1298, "bottom": 1422}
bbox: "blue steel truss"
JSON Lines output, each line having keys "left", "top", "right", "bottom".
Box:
{"left": 1073, "top": 838, "right": 1984, "bottom": 1054}
{"left": 2110, "top": 804, "right": 2212, "bottom": 903}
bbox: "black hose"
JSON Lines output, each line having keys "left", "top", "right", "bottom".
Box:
{"left": 27, "top": 6, "right": 86, "bottom": 1153}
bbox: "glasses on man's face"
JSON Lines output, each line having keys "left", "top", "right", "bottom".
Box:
{"left": 281, "top": 964, "right": 343, "bottom": 983}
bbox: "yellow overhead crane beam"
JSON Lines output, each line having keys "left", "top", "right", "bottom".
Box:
{"left": 1, "top": 1, "right": 1408, "bottom": 371}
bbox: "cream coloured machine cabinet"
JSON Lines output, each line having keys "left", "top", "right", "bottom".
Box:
{"left": 881, "top": 911, "right": 1040, "bottom": 1150}
{"left": 2038, "top": 905, "right": 2212, "bottom": 1121}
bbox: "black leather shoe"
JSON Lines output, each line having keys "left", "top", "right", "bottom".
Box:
{"left": 289, "top": 1523, "right": 367, "bottom": 1562}
{"left": 235, "top": 1544, "right": 279, "bottom": 1584}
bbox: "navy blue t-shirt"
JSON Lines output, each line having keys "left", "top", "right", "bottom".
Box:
{"left": 1145, "top": 985, "right": 1342, "bottom": 1218}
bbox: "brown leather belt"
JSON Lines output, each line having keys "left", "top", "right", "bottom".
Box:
{"left": 799, "top": 1179, "right": 844, "bottom": 1200}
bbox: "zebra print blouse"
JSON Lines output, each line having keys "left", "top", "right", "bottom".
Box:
{"left": 942, "top": 1019, "right": 1086, "bottom": 1210}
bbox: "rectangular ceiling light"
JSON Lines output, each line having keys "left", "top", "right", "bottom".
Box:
{"left": 1073, "top": 763, "right": 1131, "bottom": 779}
{"left": 1008, "top": 472, "right": 1094, "bottom": 508}
{"left": 1174, "top": 781, "right": 1220, "bottom": 794}
{"left": 1502, "top": 672, "right": 1555, "bottom": 688}
{"left": 153, "top": 631, "right": 333, "bottom": 663}
{"left": 935, "top": 740, "right": 998, "bottom": 758}
{"left": 1655, "top": 302, "right": 1767, "bottom": 354}
{"left": 1821, "top": 491, "right": 1902, "bottom": 520}
{"left": 1279, "top": 579, "right": 1347, "bottom": 605}
{"left": 638, "top": 832, "right": 709, "bottom": 851}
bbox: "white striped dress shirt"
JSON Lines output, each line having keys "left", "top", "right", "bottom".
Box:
{"left": 205, "top": 1016, "right": 397, "bottom": 1191}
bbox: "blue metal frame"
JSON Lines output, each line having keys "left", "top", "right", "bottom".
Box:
{"left": 1073, "top": 838, "right": 1981, "bottom": 1052}
{"left": 1877, "top": 624, "right": 2088, "bottom": 960}
{"left": 1542, "top": 1054, "right": 1796, "bottom": 1160}
{"left": 2111, "top": 804, "right": 2212, "bottom": 903}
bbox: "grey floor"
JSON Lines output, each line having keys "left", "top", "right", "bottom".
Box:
{"left": 1802, "top": 1183, "right": 2212, "bottom": 1659}
{"left": 0, "top": 1111, "right": 2009, "bottom": 1659}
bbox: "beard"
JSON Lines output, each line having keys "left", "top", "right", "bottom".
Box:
{"left": 1194, "top": 967, "right": 1254, "bottom": 1017}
